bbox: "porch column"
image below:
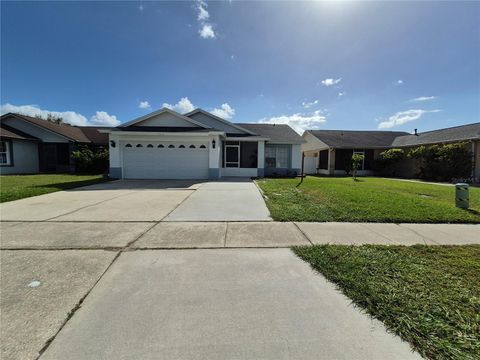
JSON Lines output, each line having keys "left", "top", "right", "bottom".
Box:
{"left": 291, "top": 144, "right": 302, "bottom": 175}
{"left": 257, "top": 141, "right": 265, "bottom": 177}
{"left": 208, "top": 135, "right": 221, "bottom": 179}
{"left": 328, "top": 148, "right": 335, "bottom": 176}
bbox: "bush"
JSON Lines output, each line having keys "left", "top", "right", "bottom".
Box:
{"left": 376, "top": 148, "right": 405, "bottom": 176}
{"left": 408, "top": 142, "right": 472, "bottom": 181}
{"left": 71, "top": 146, "right": 109, "bottom": 174}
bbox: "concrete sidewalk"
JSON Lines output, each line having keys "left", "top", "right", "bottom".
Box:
{"left": 1, "top": 221, "right": 478, "bottom": 249}
{"left": 39, "top": 249, "right": 420, "bottom": 360}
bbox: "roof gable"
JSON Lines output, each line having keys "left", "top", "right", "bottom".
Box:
{"left": 119, "top": 108, "right": 210, "bottom": 129}
{"left": 185, "top": 109, "right": 256, "bottom": 135}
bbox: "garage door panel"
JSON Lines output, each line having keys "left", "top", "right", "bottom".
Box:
{"left": 123, "top": 143, "right": 209, "bottom": 179}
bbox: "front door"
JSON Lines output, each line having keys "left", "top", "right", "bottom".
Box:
{"left": 225, "top": 143, "right": 240, "bottom": 168}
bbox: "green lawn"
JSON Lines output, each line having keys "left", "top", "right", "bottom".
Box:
{"left": 293, "top": 245, "right": 480, "bottom": 360}
{"left": 0, "top": 174, "right": 108, "bottom": 202}
{"left": 256, "top": 177, "right": 480, "bottom": 223}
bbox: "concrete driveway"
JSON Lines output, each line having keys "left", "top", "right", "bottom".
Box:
{"left": 0, "top": 179, "right": 271, "bottom": 222}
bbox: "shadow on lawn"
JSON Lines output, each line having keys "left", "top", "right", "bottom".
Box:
{"left": 464, "top": 208, "right": 480, "bottom": 217}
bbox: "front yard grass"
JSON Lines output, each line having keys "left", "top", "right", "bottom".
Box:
{"left": 293, "top": 245, "right": 480, "bottom": 360}
{"left": 257, "top": 177, "right": 480, "bottom": 223}
{"left": 0, "top": 174, "right": 108, "bottom": 202}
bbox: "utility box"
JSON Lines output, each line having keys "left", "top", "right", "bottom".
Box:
{"left": 455, "top": 183, "right": 469, "bottom": 209}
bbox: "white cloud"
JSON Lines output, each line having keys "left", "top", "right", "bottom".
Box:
{"left": 90, "top": 111, "right": 120, "bottom": 126}
{"left": 199, "top": 24, "right": 215, "bottom": 39}
{"left": 0, "top": 103, "right": 88, "bottom": 126}
{"left": 195, "top": 0, "right": 216, "bottom": 39}
{"left": 377, "top": 109, "right": 441, "bottom": 129}
{"left": 302, "top": 100, "right": 318, "bottom": 109}
{"left": 138, "top": 100, "right": 151, "bottom": 109}
{"left": 230, "top": 55, "right": 235, "bottom": 60}
{"left": 257, "top": 110, "right": 327, "bottom": 134}
{"left": 138, "top": 4, "right": 144, "bottom": 11}
{"left": 397, "top": 79, "right": 404, "bottom": 85}
{"left": 211, "top": 103, "right": 235, "bottom": 120}
{"left": 197, "top": 3, "right": 209, "bottom": 20}
{"left": 410, "top": 96, "right": 436, "bottom": 102}
{"left": 162, "top": 97, "right": 196, "bottom": 114}
{"left": 0, "top": 103, "right": 120, "bottom": 126}
{"left": 321, "top": 78, "right": 342, "bottom": 87}
{"left": 338, "top": 92, "right": 346, "bottom": 97}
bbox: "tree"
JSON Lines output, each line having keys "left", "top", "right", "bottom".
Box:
{"left": 45, "top": 114, "right": 64, "bottom": 124}
{"left": 351, "top": 153, "right": 364, "bottom": 180}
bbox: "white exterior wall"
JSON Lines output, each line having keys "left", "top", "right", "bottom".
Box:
{"left": 301, "top": 132, "right": 329, "bottom": 152}
{"left": 134, "top": 112, "right": 198, "bottom": 127}
{"left": 258, "top": 141, "right": 265, "bottom": 169}
{"left": 304, "top": 155, "right": 318, "bottom": 174}
{"left": 208, "top": 135, "right": 221, "bottom": 169}
{"left": 109, "top": 133, "right": 121, "bottom": 167}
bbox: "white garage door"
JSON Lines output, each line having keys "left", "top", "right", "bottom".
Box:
{"left": 122, "top": 142, "right": 209, "bottom": 179}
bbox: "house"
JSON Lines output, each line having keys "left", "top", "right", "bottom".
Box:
{"left": 302, "top": 123, "right": 480, "bottom": 182}
{"left": 0, "top": 113, "right": 108, "bottom": 174}
{"left": 302, "top": 130, "right": 409, "bottom": 176}
{"left": 103, "top": 108, "right": 303, "bottom": 179}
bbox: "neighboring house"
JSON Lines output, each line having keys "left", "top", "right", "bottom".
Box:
{"left": 0, "top": 113, "right": 108, "bottom": 174}
{"left": 302, "top": 123, "right": 480, "bottom": 182}
{"left": 104, "top": 108, "right": 303, "bottom": 179}
{"left": 391, "top": 123, "right": 480, "bottom": 180}
{"left": 302, "top": 130, "right": 408, "bottom": 176}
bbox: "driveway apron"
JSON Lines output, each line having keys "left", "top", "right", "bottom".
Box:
{"left": 164, "top": 181, "right": 272, "bottom": 221}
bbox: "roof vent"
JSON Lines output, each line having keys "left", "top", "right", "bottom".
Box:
{"left": 414, "top": 128, "right": 418, "bottom": 135}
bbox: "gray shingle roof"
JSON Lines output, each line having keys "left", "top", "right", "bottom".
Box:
{"left": 0, "top": 124, "right": 39, "bottom": 141}
{"left": 235, "top": 123, "right": 304, "bottom": 143}
{"left": 391, "top": 123, "right": 480, "bottom": 147}
{"left": 308, "top": 130, "right": 409, "bottom": 148}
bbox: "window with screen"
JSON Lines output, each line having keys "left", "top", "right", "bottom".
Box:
{"left": 265, "top": 145, "right": 289, "bottom": 168}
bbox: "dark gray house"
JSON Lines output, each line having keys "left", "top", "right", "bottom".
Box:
{"left": 0, "top": 113, "right": 108, "bottom": 174}
{"left": 302, "top": 123, "right": 480, "bottom": 182}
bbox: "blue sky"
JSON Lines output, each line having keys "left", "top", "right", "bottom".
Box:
{"left": 1, "top": 1, "right": 479, "bottom": 133}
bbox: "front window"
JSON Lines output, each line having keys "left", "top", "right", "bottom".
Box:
{"left": 0, "top": 141, "right": 11, "bottom": 165}
{"left": 265, "top": 145, "right": 289, "bottom": 168}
